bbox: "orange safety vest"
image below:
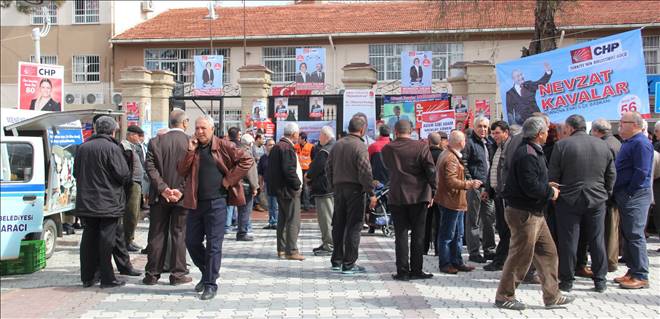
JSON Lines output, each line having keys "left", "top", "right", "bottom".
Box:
{"left": 295, "top": 142, "right": 314, "bottom": 171}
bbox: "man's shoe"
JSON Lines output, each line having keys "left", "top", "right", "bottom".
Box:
{"left": 341, "top": 265, "right": 366, "bottom": 275}
{"left": 331, "top": 264, "right": 342, "bottom": 272}
{"left": 286, "top": 253, "right": 305, "bottom": 261}
{"left": 558, "top": 281, "right": 573, "bottom": 292}
{"left": 100, "top": 280, "right": 126, "bottom": 288}
{"left": 169, "top": 275, "right": 193, "bottom": 286}
{"left": 484, "top": 251, "right": 496, "bottom": 261}
{"left": 575, "top": 266, "right": 593, "bottom": 278}
{"left": 409, "top": 272, "right": 433, "bottom": 280}
{"left": 253, "top": 204, "right": 266, "bottom": 212}
{"left": 454, "top": 264, "right": 475, "bottom": 272}
{"left": 495, "top": 299, "right": 526, "bottom": 311}
{"left": 200, "top": 286, "right": 217, "bottom": 300}
{"left": 594, "top": 282, "right": 607, "bottom": 293}
{"left": 613, "top": 272, "right": 632, "bottom": 283}
{"left": 313, "top": 249, "right": 333, "bottom": 257}
{"left": 484, "top": 262, "right": 503, "bottom": 271}
{"left": 312, "top": 245, "right": 325, "bottom": 253}
{"left": 468, "top": 255, "right": 487, "bottom": 263}
{"left": 439, "top": 265, "right": 459, "bottom": 274}
{"left": 195, "top": 281, "right": 204, "bottom": 293}
{"left": 127, "top": 243, "right": 143, "bottom": 252}
{"left": 545, "top": 295, "right": 575, "bottom": 309}
{"left": 82, "top": 280, "right": 98, "bottom": 288}
{"left": 277, "top": 251, "right": 286, "bottom": 259}
{"left": 392, "top": 273, "right": 410, "bottom": 281}
{"left": 236, "top": 235, "right": 254, "bottom": 241}
{"left": 619, "top": 277, "right": 649, "bottom": 289}
{"left": 120, "top": 268, "right": 142, "bottom": 277}
{"left": 142, "top": 275, "right": 159, "bottom": 285}
{"left": 262, "top": 224, "right": 275, "bottom": 229}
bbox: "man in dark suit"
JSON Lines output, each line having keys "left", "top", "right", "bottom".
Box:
{"left": 548, "top": 114, "right": 616, "bottom": 293}
{"left": 310, "top": 63, "right": 325, "bottom": 83}
{"left": 506, "top": 63, "right": 552, "bottom": 125}
{"left": 143, "top": 108, "right": 193, "bottom": 286}
{"left": 295, "top": 62, "right": 310, "bottom": 83}
{"left": 409, "top": 57, "right": 423, "bottom": 83}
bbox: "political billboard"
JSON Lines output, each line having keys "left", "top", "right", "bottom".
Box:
{"left": 420, "top": 110, "right": 455, "bottom": 139}
{"left": 18, "top": 62, "right": 63, "bottom": 111}
{"left": 343, "top": 89, "right": 376, "bottom": 138}
{"left": 295, "top": 48, "right": 326, "bottom": 91}
{"left": 276, "top": 121, "right": 335, "bottom": 144}
{"left": 194, "top": 55, "right": 224, "bottom": 96}
{"left": 274, "top": 97, "right": 289, "bottom": 120}
{"left": 309, "top": 96, "right": 324, "bottom": 120}
{"left": 496, "top": 29, "right": 650, "bottom": 125}
{"left": 401, "top": 51, "right": 432, "bottom": 95}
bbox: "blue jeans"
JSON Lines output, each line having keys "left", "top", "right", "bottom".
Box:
{"left": 615, "top": 188, "right": 651, "bottom": 280}
{"left": 225, "top": 206, "right": 236, "bottom": 229}
{"left": 237, "top": 192, "right": 254, "bottom": 237}
{"left": 437, "top": 206, "right": 465, "bottom": 268}
{"left": 268, "top": 195, "right": 279, "bottom": 226}
{"left": 186, "top": 197, "right": 227, "bottom": 288}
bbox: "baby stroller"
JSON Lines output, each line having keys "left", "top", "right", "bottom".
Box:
{"left": 366, "top": 183, "right": 394, "bottom": 237}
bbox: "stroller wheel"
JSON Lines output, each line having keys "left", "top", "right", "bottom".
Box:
{"left": 381, "top": 224, "right": 394, "bottom": 237}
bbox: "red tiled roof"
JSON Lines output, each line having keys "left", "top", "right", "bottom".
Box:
{"left": 113, "top": 1, "right": 660, "bottom": 42}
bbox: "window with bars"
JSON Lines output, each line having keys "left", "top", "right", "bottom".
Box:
{"left": 262, "top": 47, "right": 298, "bottom": 83}
{"left": 144, "top": 48, "right": 231, "bottom": 84}
{"left": 73, "top": 0, "right": 99, "bottom": 24}
{"left": 368, "top": 43, "right": 463, "bottom": 81}
{"left": 644, "top": 36, "right": 659, "bottom": 75}
{"left": 30, "top": 55, "right": 58, "bottom": 65}
{"left": 31, "top": 1, "right": 57, "bottom": 25}
{"left": 72, "top": 55, "right": 100, "bottom": 83}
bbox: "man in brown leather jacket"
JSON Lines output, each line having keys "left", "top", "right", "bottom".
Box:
{"left": 177, "top": 115, "right": 252, "bottom": 300}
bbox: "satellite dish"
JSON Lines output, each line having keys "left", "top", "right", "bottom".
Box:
{"left": 86, "top": 93, "right": 96, "bottom": 104}
{"left": 64, "top": 93, "right": 76, "bottom": 104}
{"left": 112, "top": 93, "right": 122, "bottom": 105}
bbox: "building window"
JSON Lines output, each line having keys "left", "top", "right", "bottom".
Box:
{"left": 368, "top": 43, "right": 463, "bottom": 81}
{"left": 30, "top": 55, "right": 58, "bottom": 65}
{"left": 73, "top": 0, "right": 99, "bottom": 24}
{"left": 644, "top": 36, "right": 659, "bottom": 75}
{"left": 72, "top": 55, "right": 100, "bottom": 83}
{"left": 144, "top": 48, "right": 231, "bottom": 84}
{"left": 262, "top": 47, "right": 298, "bottom": 83}
{"left": 31, "top": 1, "right": 57, "bottom": 25}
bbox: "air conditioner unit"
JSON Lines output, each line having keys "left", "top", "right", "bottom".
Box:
{"left": 64, "top": 93, "right": 82, "bottom": 105}
{"left": 141, "top": 0, "right": 154, "bottom": 12}
{"left": 111, "top": 92, "right": 123, "bottom": 106}
{"left": 85, "top": 93, "right": 104, "bottom": 105}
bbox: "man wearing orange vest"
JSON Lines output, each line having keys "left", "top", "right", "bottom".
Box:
{"left": 295, "top": 132, "right": 314, "bottom": 211}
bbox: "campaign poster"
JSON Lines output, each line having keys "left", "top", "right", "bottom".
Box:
{"left": 274, "top": 97, "right": 289, "bottom": 120}
{"left": 421, "top": 110, "right": 455, "bottom": 139}
{"left": 254, "top": 119, "right": 275, "bottom": 139}
{"left": 251, "top": 98, "right": 267, "bottom": 121}
{"left": 496, "top": 29, "right": 650, "bottom": 125}
{"left": 343, "top": 89, "right": 376, "bottom": 137}
{"left": 309, "top": 96, "right": 324, "bottom": 120}
{"left": 401, "top": 51, "right": 432, "bottom": 95}
{"left": 193, "top": 55, "right": 224, "bottom": 96}
{"left": 295, "top": 48, "right": 326, "bottom": 91}
{"left": 452, "top": 95, "right": 468, "bottom": 113}
{"left": 475, "top": 99, "right": 491, "bottom": 118}
{"left": 285, "top": 104, "right": 299, "bottom": 121}
{"left": 18, "top": 62, "right": 64, "bottom": 111}
{"left": 655, "top": 82, "right": 659, "bottom": 113}
{"left": 383, "top": 102, "right": 415, "bottom": 130}
{"left": 276, "top": 121, "right": 335, "bottom": 144}
{"left": 126, "top": 102, "right": 140, "bottom": 126}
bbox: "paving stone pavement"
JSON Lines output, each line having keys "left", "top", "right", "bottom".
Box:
{"left": 1, "top": 219, "right": 659, "bottom": 319}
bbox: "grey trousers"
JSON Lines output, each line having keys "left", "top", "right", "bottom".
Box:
{"left": 315, "top": 195, "right": 334, "bottom": 251}
{"left": 276, "top": 193, "right": 301, "bottom": 254}
{"left": 466, "top": 189, "right": 496, "bottom": 257}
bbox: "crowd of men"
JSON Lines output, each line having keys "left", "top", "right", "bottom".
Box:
{"left": 73, "top": 108, "right": 657, "bottom": 306}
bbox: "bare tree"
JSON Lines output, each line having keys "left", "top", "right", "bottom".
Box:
{"left": 522, "top": 0, "right": 563, "bottom": 57}
{"left": 0, "top": 0, "right": 65, "bottom": 14}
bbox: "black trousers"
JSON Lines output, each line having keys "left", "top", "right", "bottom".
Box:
{"left": 80, "top": 217, "right": 118, "bottom": 284}
{"left": 331, "top": 185, "right": 366, "bottom": 269}
{"left": 186, "top": 198, "right": 227, "bottom": 289}
{"left": 112, "top": 222, "right": 133, "bottom": 273}
{"left": 145, "top": 202, "right": 188, "bottom": 279}
{"left": 423, "top": 204, "right": 439, "bottom": 255}
{"left": 556, "top": 199, "right": 607, "bottom": 284}
{"left": 492, "top": 195, "right": 510, "bottom": 266}
{"left": 391, "top": 203, "right": 428, "bottom": 275}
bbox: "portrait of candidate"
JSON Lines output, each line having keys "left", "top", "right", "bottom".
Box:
{"left": 409, "top": 57, "right": 423, "bottom": 83}
{"left": 310, "top": 98, "right": 323, "bottom": 115}
{"left": 295, "top": 62, "right": 310, "bottom": 83}
{"left": 30, "top": 78, "right": 61, "bottom": 111}
{"left": 505, "top": 63, "right": 552, "bottom": 126}
{"left": 310, "top": 63, "right": 325, "bottom": 83}
{"left": 387, "top": 105, "right": 411, "bottom": 130}
{"left": 275, "top": 99, "right": 288, "bottom": 114}
{"left": 202, "top": 62, "right": 214, "bottom": 86}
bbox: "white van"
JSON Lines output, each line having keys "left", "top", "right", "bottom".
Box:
{"left": 1, "top": 109, "right": 124, "bottom": 260}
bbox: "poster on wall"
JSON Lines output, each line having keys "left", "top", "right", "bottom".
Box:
{"left": 496, "top": 29, "right": 650, "bottom": 125}
{"left": 295, "top": 48, "right": 326, "bottom": 91}
{"left": 274, "top": 97, "right": 289, "bottom": 120}
{"left": 420, "top": 110, "right": 455, "bottom": 139}
{"left": 126, "top": 102, "right": 140, "bottom": 126}
{"left": 309, "top": 96, "right": 324, "bottom": 120}
{"left": 343, "top": 89, "right": 376, "bottom": 137}
{"left": 254, "top": 119, "right": 275, "bottom": 139}
{"left": 452, "top": 95, "right": 468, "bottom": 113}
{"left": 251, "top": 98, "right": 267, "bottom": 121}
{"left": 383, "top": 102, "right": 415, "bottom": 130}
{"left": 276, "top": 121, "right": 335, "bottom": 144}
{"left": 193, "top": 55, "right": 224, "bottom": 96}
{"left": 401, "top": 51, "right": 432, "bottom": 95}
{"left": 17, "top": 62, "right": 64, "bottom": 111}
{"left": 475, "top": 99, "right": 491, "bottom": 118}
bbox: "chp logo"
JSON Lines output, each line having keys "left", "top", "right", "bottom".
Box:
{"left": 570, "top": 40, "right": 622, "bottom": 64}
{"left": 570, "top": 47, "right": 592, "bottom": 63}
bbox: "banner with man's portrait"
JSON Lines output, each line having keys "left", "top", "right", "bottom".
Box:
{"left": 401, "top": 51, "right": 432, "bottom": 95}
{"left": 309, "top": 96, "right": 324, "bottom": 120}
{"left": 18, "top": 62, "right": 64, "bottom": 111}
{"left": 295, "top": 48, "right": 326, "bottom": 91}
{"left": 274, "top": 97, "right": 289, "bottom": 120}
{"left": 194, "top": 55, "right": 224, "bottom": 96}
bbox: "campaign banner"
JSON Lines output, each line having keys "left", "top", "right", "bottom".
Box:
{"left": 251, "top": 98, "right": 267, "bottom": 121}
{"left": 655, "top": 82, "right": 659, "bottom": 113}
{"left": 254, "top": 119, "right": 275, "bottom": 139}
{"left": 274, "top": 97, "right": 289, "bottom": 120}
{"left": 295, "top": 48, "right": 326, "bottom": 91}
{"left": 421, "top": 110, "right": 455, "bottom": 139}
{"left": 383, "top": 102, "right": 415, "bottom": 130}
{"left": 309, "top": 96, "right": 324, "bottom": 120}
{"left": 194, "top": 55, "right": 224, "bottom": 96}
{"left": 401, "top": 51, "right": 432, "bottom": 95}
{"left": 126, "top": 101, "right": 140, "bottom": 126}
{"left": 496, "top": 29, "right": 650, "bottom": 125}
{"left": 276, "top": 121, "right": 335, "bottom": 144}
{"left": 475, "top": 99, "right": 491, "bottom": 118}
{"left": 18, "top": 62, "right": 63, "bottom": 111}
{"left": 343, "top": 89, "right": 376, "bottom": 137}
{"left": 451, "top": 95, "right": 468, "bottom": 113}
